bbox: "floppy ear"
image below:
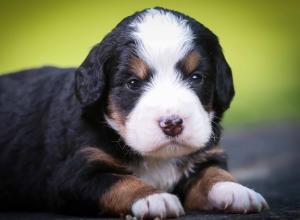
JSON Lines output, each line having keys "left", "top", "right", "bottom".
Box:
{"left": 213, "top": 46, "right": 235, "bottom": 113}
{"left": 75, "top": 44, "right": 109, "bottom": 107}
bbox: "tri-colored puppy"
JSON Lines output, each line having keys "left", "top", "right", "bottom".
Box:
{"left": 0, "top": 7, "right": 268, "bottom": 219}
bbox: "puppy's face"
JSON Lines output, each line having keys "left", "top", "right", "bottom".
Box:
{"left": 76, "top": 8, "right": 234, "bottom": 158}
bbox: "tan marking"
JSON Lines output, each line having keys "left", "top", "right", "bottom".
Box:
{"left": 129, "top": 56, "right": 149, "bottom": 80}
{"left": 184, "top": 166, "right": 236, "bottom": 211}
{"left": 80, "top": 147, "right": 126, "bottom": 169}
{"left": 183, "top": 51, "right": 201, "bottom": 74}
{"left": 100, "top": 175, "right": 160, "bottom": 216}
{"left": 106, "top": 94, "right": 127, "bottom": 135}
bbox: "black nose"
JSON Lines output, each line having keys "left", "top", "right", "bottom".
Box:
{"left": 159, "top": 115, "right": 184, "bottom": 137}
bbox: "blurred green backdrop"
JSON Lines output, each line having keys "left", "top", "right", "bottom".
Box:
{"left": 0, "top": 0, "right": 299, "bottom": 127}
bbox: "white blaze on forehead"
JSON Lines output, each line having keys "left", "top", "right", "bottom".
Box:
{"left": 130, "top": 8, "right": 194, "bottom": 70}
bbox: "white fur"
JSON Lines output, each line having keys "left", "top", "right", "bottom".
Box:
{"left": 208, "top": 182, "right": 269, "bottom": 213}
{"left": 131, "top": 193, "right": 184, "bottom": 219}
{"left": 121, "top": 9, "right": 212, "bottom": 157}
{"left": 131, "top": 157, "right": 194, "bottom": 192}
{"left": 131, "top": 9, "right": 194, "bottom": 71}
{"left": 125, "top": 79, "right": 211, "bottom": 156}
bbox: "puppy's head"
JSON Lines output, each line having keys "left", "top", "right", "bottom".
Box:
{"left": 75, "top": 8, "right": 234, "bottom": 158}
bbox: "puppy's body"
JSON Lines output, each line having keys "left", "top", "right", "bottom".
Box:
{"left": 0, "top": 8, "right": 268, "bottom": 218}
{"left": 0, "top": 67, "right": 83, "bottom": 210}
{"left": 0, "top": 67, "right": 224, "bottom": 212}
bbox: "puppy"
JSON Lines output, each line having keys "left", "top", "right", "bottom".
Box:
{"left": 0, "top": 7, "right": 268, "bottom": 218}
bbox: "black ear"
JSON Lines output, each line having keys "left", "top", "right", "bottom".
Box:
{"left": 75, "top": 44, "right": 109, "bottom": 107}
{"left": 213, "top": 46, "right": 235, "bottom": 113}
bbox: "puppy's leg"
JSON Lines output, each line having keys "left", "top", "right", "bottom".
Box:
{"left": 100, "top": 174, "right": 184, "bottom": 218}
{"left": 49, "top": 147, "right": 184, "bottom": 218}
{"left": 105, "top": 180, "right": 185, "bottom": 219}
{"left": 184, "top": 166, "right": 269, "bottom": 213}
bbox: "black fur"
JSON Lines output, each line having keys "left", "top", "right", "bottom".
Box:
{"left": 0, "top": 7, "right": 234, "bottom": 215}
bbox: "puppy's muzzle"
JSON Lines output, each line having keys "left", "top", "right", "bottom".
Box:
{"left": 158, "top": 115, "right": 183, "bottom": 137}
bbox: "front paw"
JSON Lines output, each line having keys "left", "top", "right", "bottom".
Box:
{"left": 208, "top": 181, "right": 269, "bottom": 213}
{"left": 131, "top": 193, "right": 185, "bottom": 219}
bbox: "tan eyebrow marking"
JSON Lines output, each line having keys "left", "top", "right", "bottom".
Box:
{"left": 182, "top": 51, "right": 201, "bottom": 74}
{"left": 129, "top": 56, "right": 149, "bottom": 80}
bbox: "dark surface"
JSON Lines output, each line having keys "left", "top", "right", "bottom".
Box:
{"left": 0, "top": 121, "right": 299, "bottom": 219}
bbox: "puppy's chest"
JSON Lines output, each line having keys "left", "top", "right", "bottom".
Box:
{"left": 130, "top": 158, "right": 195, "bottom": 192}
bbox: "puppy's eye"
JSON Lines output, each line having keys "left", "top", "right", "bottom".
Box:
{"left": 189, "top": 73, "right": 203, "bottom": 84}
{"left": 127, "top": 79, "right": 141, "bottom": 91}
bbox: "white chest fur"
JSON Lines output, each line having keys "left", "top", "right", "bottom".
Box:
{"left": 131, "top": 158, "right": 194, "bottom": 192}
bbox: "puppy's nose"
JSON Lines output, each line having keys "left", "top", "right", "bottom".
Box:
{"left": 159, "top": 115, "right": 183, "bottom": 137}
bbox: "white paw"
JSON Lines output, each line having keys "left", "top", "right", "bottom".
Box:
{"left": 131, "top": 193, "right": 185, "bottom": 219}
{"left": 208, "top": 182, "right": 269, "bottom": 213}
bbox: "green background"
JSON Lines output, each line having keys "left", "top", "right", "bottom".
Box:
{"left": 0, "top": 0, "right": 299, "bottom": 127}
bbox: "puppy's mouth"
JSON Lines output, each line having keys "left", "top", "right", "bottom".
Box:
{"left": 159, "top": 139, "right": 187, "bottom": 148}
{"left": 143, "top": 139, "right": 196, "bottom": 158}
